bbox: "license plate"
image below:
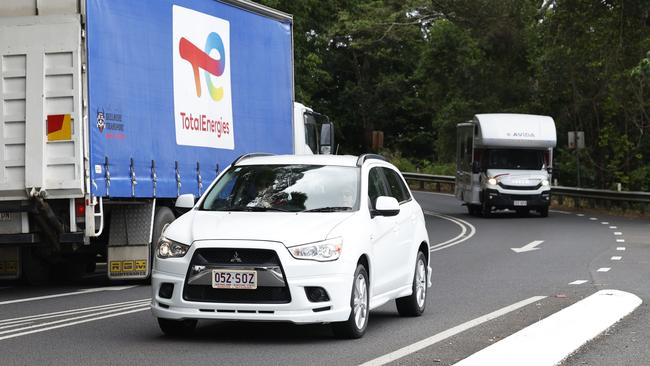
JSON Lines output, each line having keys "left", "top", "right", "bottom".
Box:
{"left": 514, "top": 200, "right": 527, "bottom": 206}
{"left": 0, "top": 213, "right": 13, "bottom": 222}
{"left": 212, "top": 269, "right": 257, "bottom": 289}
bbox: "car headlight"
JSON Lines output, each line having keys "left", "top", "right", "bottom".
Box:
{"left": 541, "top": 179, "right": 550, "bottom": 186}
{"left": 288, "top": 237, "right": 343, "bottom": 262}
{"left": 157, "top": 236, "right": 190, "bottom": 258}
{"left": 487, "top": 178, "right": 497, "bottom": 186}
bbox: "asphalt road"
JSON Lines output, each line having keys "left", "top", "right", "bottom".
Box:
{"left": 0, "top": 191, "right": 648, "bottom": 365}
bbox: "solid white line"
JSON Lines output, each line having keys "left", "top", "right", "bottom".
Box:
{"left": 0, "top": 298, "right": 149, "bottom": 326}
{"left": 597, "top": 268, "right": 611, "bottom": 272}
{"left": 569, "top": 280, "right": 588, "bottom": 285}
{"left": 0, "top": 303, "right": 150, "bottom": 337}
{"left": 454, "top": 290, "right": 642, "bottom": 366}
{"left": 424, "top": 212, "right": 477, "bottom": 252}
{"left": 617, "top": 247, "right": 626, "bottom": 251}
{"left": 616, "top": 239, "right": 625, "bottom": 243}
{"left": 614, "top": 232, "right": 622, "bottom": 236}
{"left": 358, "top": 296, "right": 546, "bottom": 366}
{"left": 609, "top": 226, "right": 617, "bottom": 229}
{"left": 0, "top": 286, "right": 137, "bottom": 306}
{"left": 0, "top": 322, "right": 33, "bottom": 330}
{"left": 0, "top": 307, "right": 150, "bottom": 341}
{"left": 611, "top": 256, "right": 622, "bottom": 261}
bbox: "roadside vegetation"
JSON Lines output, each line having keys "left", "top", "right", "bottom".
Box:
{"left": 258, "top": 0, "right": 650, "bottom": 190}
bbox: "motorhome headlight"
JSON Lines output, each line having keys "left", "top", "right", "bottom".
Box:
{"left": 487, "top": 178, "right": 498, "bottom": 186}
{"left": 288, "top": 237, "right": 343, "bottom": 262}
{"left": 541, "top": 179, "right": 550, "bottom": 186}
{"left": 157, "top": 237, "right": 190, "bottom": 258}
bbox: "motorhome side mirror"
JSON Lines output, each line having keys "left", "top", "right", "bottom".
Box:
{"left": 546, "top": 167, "right": 553, "bottom": 175}
{"left": 372, "top": 196, "right": 400, "bottom": 217}
{"left": 175, "top": 194, "right": 195, "bottom": 213}
{"left": 319, "top": 122, "right": 335, "bottom": 155}
{"left": 471, "top": 161, "right": 480, "bottom": 174}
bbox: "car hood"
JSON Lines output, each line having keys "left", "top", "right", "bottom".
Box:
{"left": 166, "top": 210, "right": 356, "bottom": 248}
{"left": 487, "top": 169, "right": 549, "bottom": 185}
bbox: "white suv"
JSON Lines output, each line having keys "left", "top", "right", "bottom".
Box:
{"left": 151, "top": 154, "right": 431, "bottom": 338}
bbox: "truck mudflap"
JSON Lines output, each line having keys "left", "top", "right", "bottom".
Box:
{"left": 107, "top": 201, "right": 155, "bottom": 280}
{"left": 0, "top": 247, "right": 20, "bottom": 280}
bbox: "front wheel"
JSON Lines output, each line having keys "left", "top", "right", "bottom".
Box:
{"left": 396, "top": 251, "right": 427, "bottom": 317}
{"left": 332, "top": 264, "right": 369, "bottom": 339}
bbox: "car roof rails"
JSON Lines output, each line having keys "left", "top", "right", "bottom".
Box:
{"left": 356, "top": 154, "right": 387, "bottom": 167}
{"left": 231, "top": 153, "right": 275, "bottom": 166}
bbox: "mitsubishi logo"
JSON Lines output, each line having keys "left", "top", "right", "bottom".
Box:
{"left": 230, "top": 251, "right": 242, "bottom": 263}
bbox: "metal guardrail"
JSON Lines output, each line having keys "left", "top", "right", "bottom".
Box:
{"left": 402, "top": 172, "right": 650, "bottom": 212}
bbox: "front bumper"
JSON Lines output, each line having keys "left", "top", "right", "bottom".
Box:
{"left": 151, "top": 240, "right": 354, "bottom": 324}
{"left": 483, "top": 188, "right": 550, "bottom": 209}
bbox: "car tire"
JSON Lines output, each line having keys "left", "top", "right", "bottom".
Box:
{"left": 481, "top": 201, "right": 491, "bottom": 218}
{"left": 396, "top": 251, "right": 427, "bottom": 317}
{"left": 157, "top": 318, "right": 197, "bottom": 337}
{"left": 332, "top": 264, "right": 369, "bottom": 339}
{"left": 539, "top": 206, "right": 549, "bottom": 217}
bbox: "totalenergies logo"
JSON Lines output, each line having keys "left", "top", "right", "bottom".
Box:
{"left": 179, "top": 33, "right": 226, "bottom": 102}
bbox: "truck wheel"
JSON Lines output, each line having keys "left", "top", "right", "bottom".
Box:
{"left": 539, "top": 206, "right": 549, "bottom": 217}
{"left": 157, "top": 318, "right": 197, "bottom": 337}
{"left": 481, "top": 202, "right": 491, "bottom": 218}
{"left": 467, "top": 205, "right": 479, "bottom": 216}
{"left": 150, "top": 207, "right": 176, "bottom": 274}
{"left": 22, "top": 248, "right": 51, "bottom": 286}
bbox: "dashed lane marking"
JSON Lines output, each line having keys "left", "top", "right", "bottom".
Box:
{"left": 614, "top": 232, "right": 623, "bottom": 236}
{"left": 589, "top": 218, "right": 598, "bottom": 221}
{"left": 569, "top": 280, "right": 588, "bottom": 285}
{"left": 597, "top": 268, "right": 611, "bottom": 272}
{"left": 609, "top": 226, "right": 617, "bottom": 229}
{"left": 611, "top": 256, "right": 622, "bottom": 261}
{"left": 549, "top": 210, "right": 571, "bottom": 215}
{"left": 577, "top": 214, "right": 585, "bottom": 217}
{"left": 601, "top": 222, "right": 609, "bottom": 225}
{"left": 617, "top": 247, "right": 626, "bottom": 251}
{"left": 616, "top": 239, "right": 625, "bottom": 243}
{"left": 359, "top": 296, "right": 547, "bottom": 366}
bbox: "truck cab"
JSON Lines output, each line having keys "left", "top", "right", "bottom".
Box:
{"left": 293, "top": 102, "right": 335, "bottom": 155}
{"left": 455, "top": 114, "right": 556, "bottom": 217}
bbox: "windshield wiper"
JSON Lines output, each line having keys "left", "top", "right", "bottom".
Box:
{"left": 302, "top": 206, "right": 353, "bottom": 213}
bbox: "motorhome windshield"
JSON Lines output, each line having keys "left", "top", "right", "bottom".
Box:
{"left": 487, "top": 149, "right": 544, "bottom": 170}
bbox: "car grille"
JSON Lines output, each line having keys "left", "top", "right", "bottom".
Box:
{"left": 498, "top": 183, "right": 541, "bottom": 190}
{"left": 183, "top": 248, "right": 291, "bottom": 304}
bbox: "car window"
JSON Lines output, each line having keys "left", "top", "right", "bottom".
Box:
{"left": 368, "top": 167, "right": 389, "bottom": 209}
{"left": 382, "top": 168, "right": 411, "bottom": 203}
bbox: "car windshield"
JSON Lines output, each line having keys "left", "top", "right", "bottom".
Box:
{"left": 486, "top": 149, "right": 544, "bottom": 170}
{"left": 200, "top": 164, "right": 360, "bottom": 213}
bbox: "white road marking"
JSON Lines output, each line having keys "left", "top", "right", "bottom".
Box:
{"left": 597, "top": 268, "right": 611, "bottom": 272}
{"left": 0, "top": 322, "right": 33, "bottom": 330}
{"left": 609, "top": 226, "right": 617, "bottom": 229}
{"left": 0, "top": 306, "right": 150, "bottom": 341}
{"left": 589, "top": 217, "right": 598, "bottom": 221}
{"left": 511, "top": 240, "right": 544, "bottom": 253}
{"left": 0, "top": 298, "right": 149, "bottom": 326}
{"left": 601, "top": 222, "right": 609, "bottom": 225}
{"left": 611, "top": 256, "right": 622, "bottom": 261}
{"left": 454, "top": 290, "right": 642, "bottom": 366}
{"left": 617, "top": 247, "right": 626, "bottom": 251}
{"left": 616, "top": 239, "right": 625, "bottom": 243}
{"left": 549, "top": 210, "right": 571, "bottom": 215}
{"left": 569, "top": 280, "right": 588, "bottom": 285}
{"left": 424, "top": 211, "right": 476, "bottom": 252}
{"left": 0, "top": 286, "right": 137, "bottom": 306}
{"left": 614, "top": 232, "right": 623, "bottom": 236}
{"left": 577, "top": 214, "right": 585, "bottom": 217}
{"left": 359, "top": 296, "right": 546, "bottom": 366}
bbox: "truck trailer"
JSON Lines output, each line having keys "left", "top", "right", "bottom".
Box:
{"left": 0, "top": 0, "right": 334, "bottom": 283}
{"left": 455, "top": 113, "right": 556, "bottom": 217}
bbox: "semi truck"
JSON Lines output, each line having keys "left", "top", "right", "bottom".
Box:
{"left": 0, "top": 0, "right": 335, "bottom": 283}
{"left": 455, "top": 113, "right": 556, "bottom": 217}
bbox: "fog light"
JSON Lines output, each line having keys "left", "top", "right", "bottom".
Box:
{"left": 159, "top": 283, "right": 174, "bottom": 299}
{"left": 305, "top": 287, "right": 330, "bottom": 302}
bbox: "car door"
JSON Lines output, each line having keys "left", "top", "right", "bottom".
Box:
{"left": 382, "top": 167, "right": 418, "bottom": 288}
{"left": 367, "top": 166, "right": 399, "bottom": 297}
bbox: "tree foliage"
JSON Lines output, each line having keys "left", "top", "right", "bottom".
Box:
{"left": 256, "top": 0, "right": 650, "bottom": 190}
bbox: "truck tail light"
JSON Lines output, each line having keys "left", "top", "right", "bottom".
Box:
{"left": 75, "top": 199, "right": 86, "bottom": 218}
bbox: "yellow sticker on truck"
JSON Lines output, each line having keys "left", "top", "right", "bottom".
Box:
{"left": 109, "top": 259, "right": 147, "bottom": 277}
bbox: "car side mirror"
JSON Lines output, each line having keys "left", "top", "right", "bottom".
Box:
{"left": 319, "top": 122, "right": 335, "bottom": 155}
{"left": 471, "top": 161, "right": 480, "bottom": 174}
{"left": 175, "top": 194, "right": 195, "bottom": 214}
{"left": 372, "top": 196, "right": 400, "bottom": 217}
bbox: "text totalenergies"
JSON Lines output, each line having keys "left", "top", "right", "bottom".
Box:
{"left": 179, "top": 112, "right": 231, "bottom": 138}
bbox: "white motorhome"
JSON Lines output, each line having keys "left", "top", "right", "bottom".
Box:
{"left": 455, "top": 114, "right": 557, "bottom": 217}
